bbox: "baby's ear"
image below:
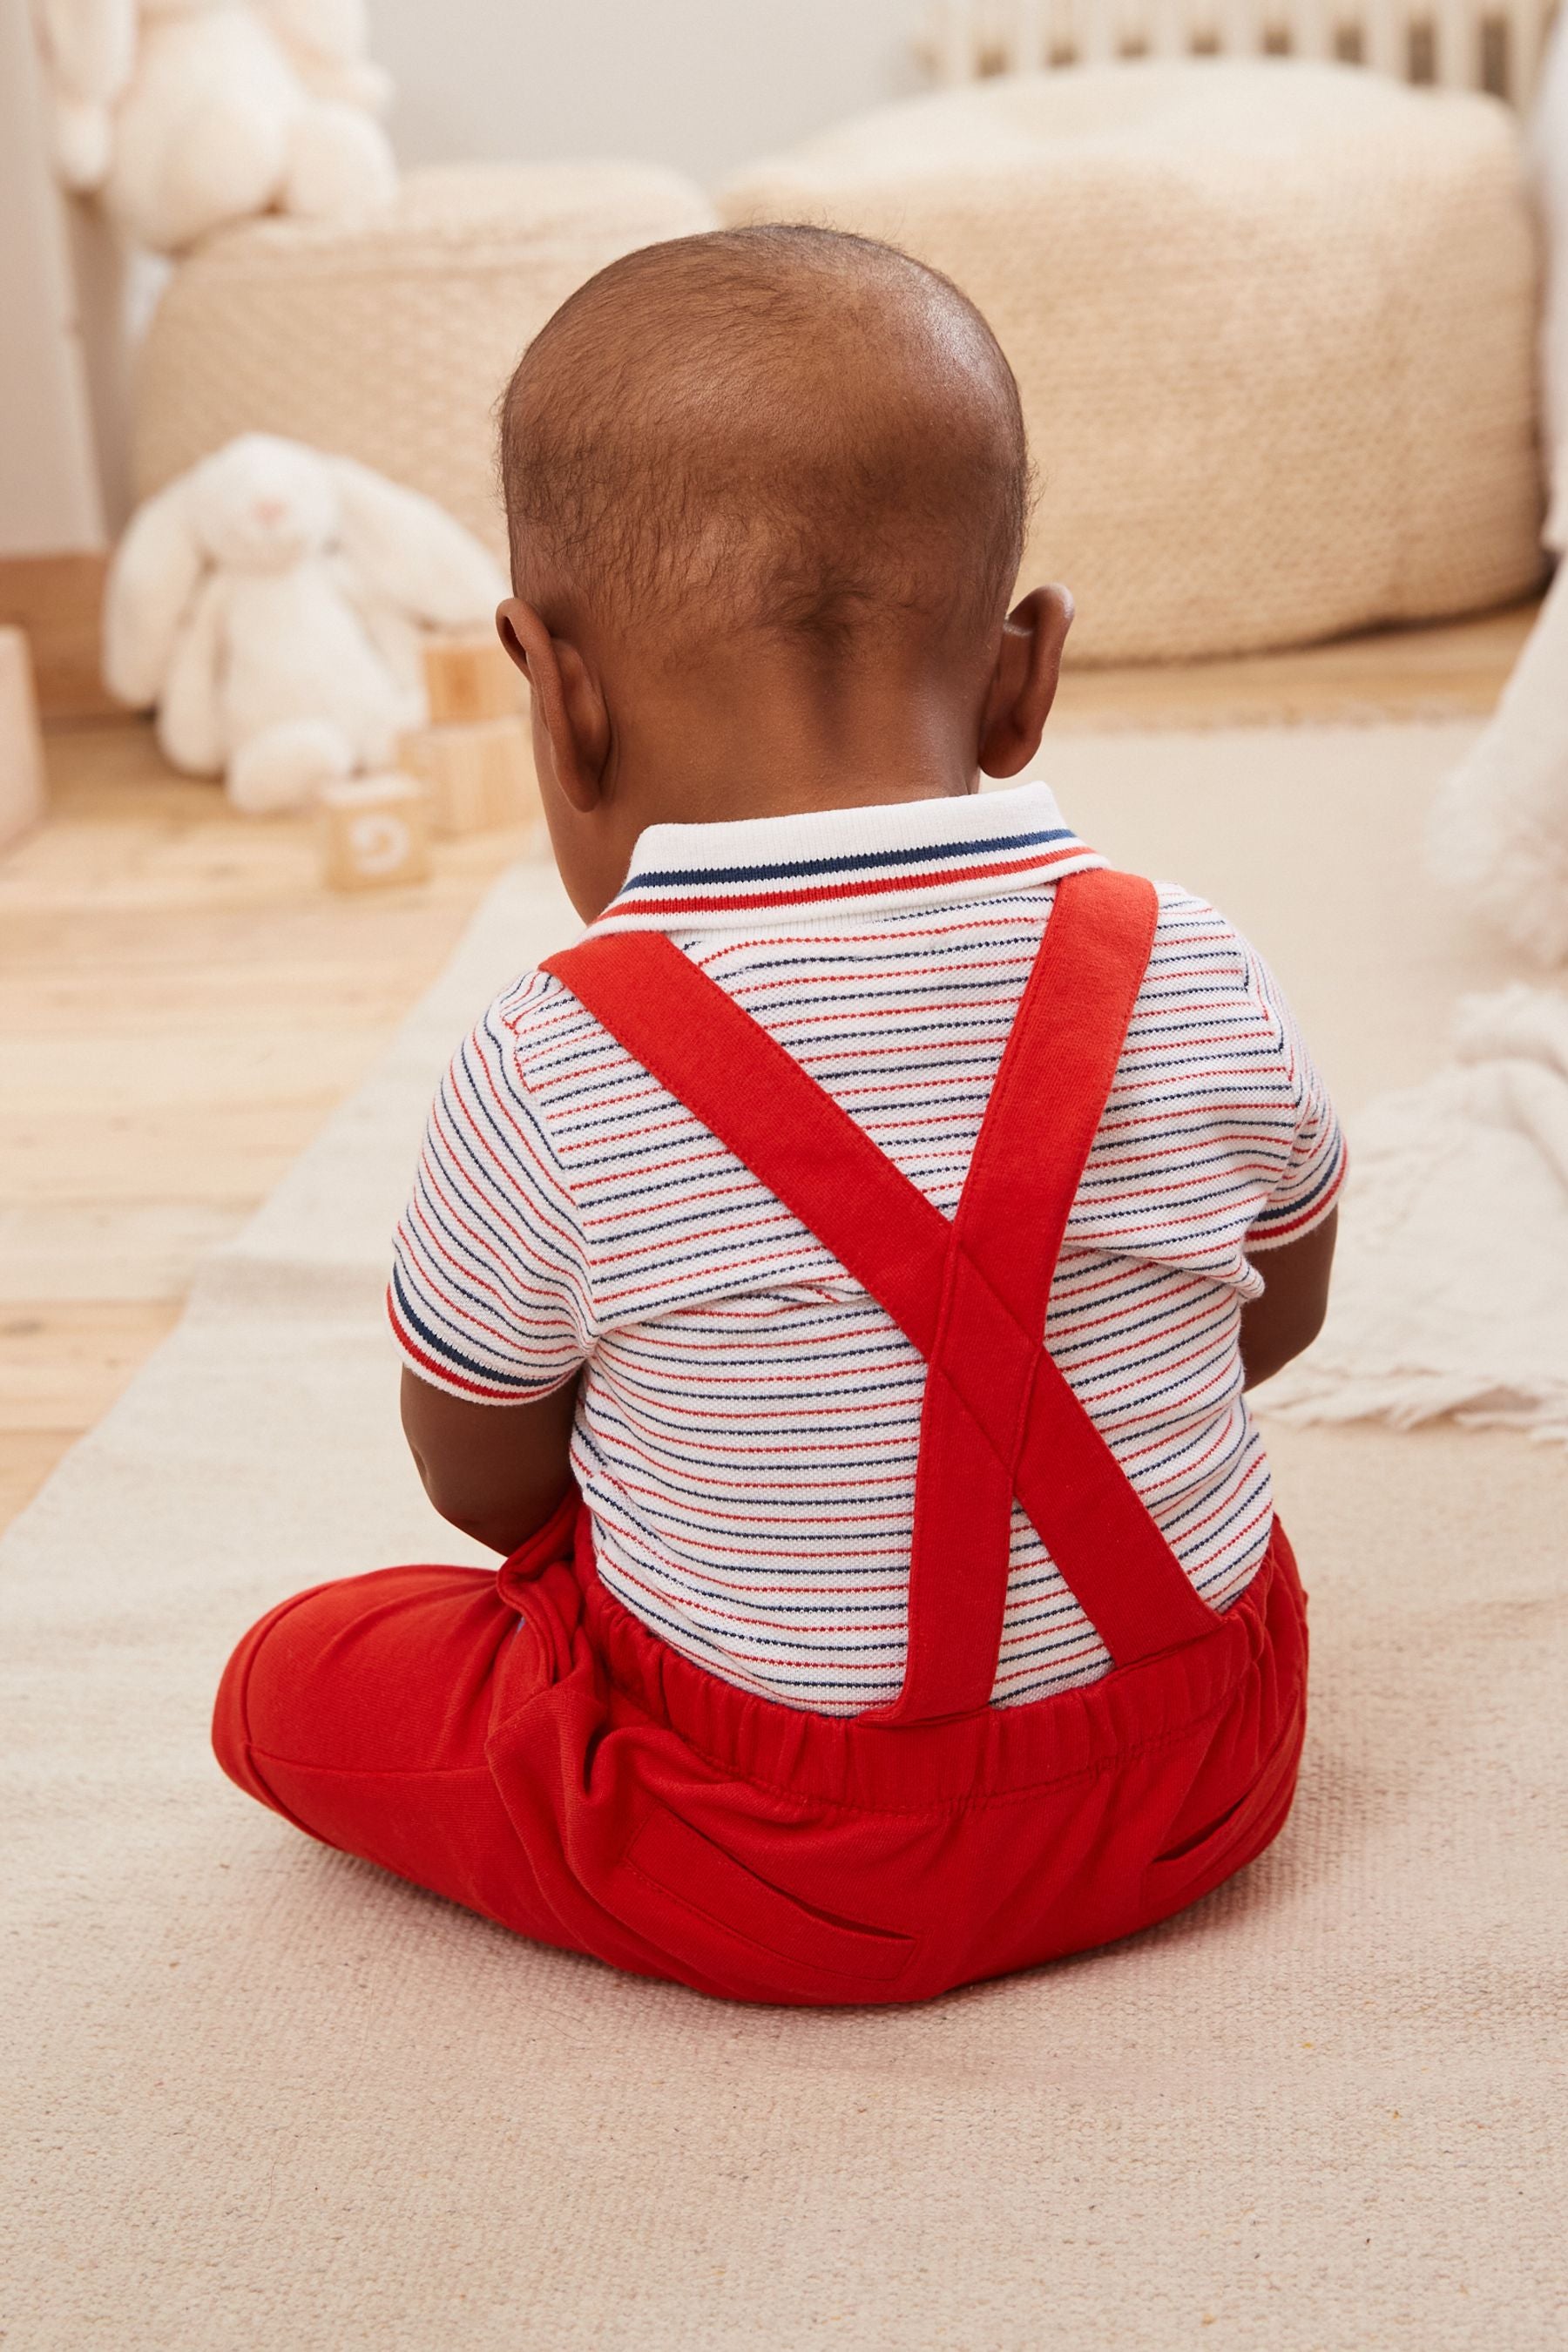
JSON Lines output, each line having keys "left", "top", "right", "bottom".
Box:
{"left": 977, "top": 585, "right": 1074, "bottom": 780}
{"left": 324, "top": 456, "right": 504, "bottom": 628}
{"left": 103, "top": 471, "right": 206, "bottom": 710}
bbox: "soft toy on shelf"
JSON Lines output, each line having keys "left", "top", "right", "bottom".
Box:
{"left": 103, "top": 433, "right": 506, "bottom": 814}
{"left": 37, "top": 0, "right": 396, "bottom": 253}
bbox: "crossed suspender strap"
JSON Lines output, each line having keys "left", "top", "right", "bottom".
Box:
{"left": 543, "top": 867, "right": 1217, "bottom": 1723}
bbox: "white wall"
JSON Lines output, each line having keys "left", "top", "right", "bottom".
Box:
{"left": 368, "top": 0, "right": 927, "bottom": 188}
{"left": 0, "top": 0, "right": 107, "bottom": 553}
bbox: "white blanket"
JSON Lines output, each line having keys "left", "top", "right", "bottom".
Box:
{"left": 1264, "top": 985, "right": 1568, "bottom": 1442}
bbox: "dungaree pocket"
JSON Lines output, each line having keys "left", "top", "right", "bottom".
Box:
{"left": 1146, "top": 1710, "right": 1304, "bottom": 1897}
{"left": 620, "top": 1806, "right": 916, "bottom": 1988}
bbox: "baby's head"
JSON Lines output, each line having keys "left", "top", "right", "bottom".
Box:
{"left": 497, "top": 226, "right": 1071, "bottom": 918}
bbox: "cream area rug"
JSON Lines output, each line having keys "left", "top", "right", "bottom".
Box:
{"left": 5, "top": 725, "right": 1565, "bottom": 2351}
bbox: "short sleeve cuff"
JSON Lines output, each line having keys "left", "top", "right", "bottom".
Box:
{"left": 1247, "top": 1132, "right": 1348, "bottom": 1253}
{"left": 386, "top": 1272, "right": 584, "bottom": 1404}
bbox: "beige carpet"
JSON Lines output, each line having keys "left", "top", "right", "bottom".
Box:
{"left": 5, "top": 725, "right": 1565, "bottom": 2351}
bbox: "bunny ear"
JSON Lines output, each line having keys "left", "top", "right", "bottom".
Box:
{"left": 37, "top": 0, "right": 137, "bottom": 108}
{"left": 103, "top": 472, "right": 207, "bottom": 709}
{"left": 325, "top": 456, "right": 506, "bottom": 630}
{"left": 38, "top": 0, "right": 137, "bottom": 187}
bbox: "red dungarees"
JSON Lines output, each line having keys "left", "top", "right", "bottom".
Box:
{"left": 214, "top": 869, "right": 1308, "bottom": 2006}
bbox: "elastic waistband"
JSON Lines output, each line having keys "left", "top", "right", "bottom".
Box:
{"left": 565, "top": 1514, "right": 1303, "bottom": 1814}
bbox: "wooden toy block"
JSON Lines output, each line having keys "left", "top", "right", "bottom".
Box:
{"left": 0, "top": 625, "right": 46, "bottom": 855}
{"left": 395, "top": 715, "right": 537, "bottom": 837}
{"left": 422, "top": 632, "right": 524, "bottom": 728}
{"left": 319, "top": 772, "right": 432, "bottom": 892}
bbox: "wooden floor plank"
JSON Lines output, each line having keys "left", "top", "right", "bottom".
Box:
{"left": 1, "top": 720, "right": 535, "bottom": 1525}
{"left": 0, "top": 1431, "right": 82, "bottom": 1528}
{"left": 0, "top": 1300, "right": 183, "bottom": 1430}
{"left": 2, "top": 1027, "right": 413, "bottom": 1108}
{"left": 4, "top": 1105, "right": 344, "bottom": 1208}
{"left": 0, "top": 1206, "right": 246, "bottom": 1302}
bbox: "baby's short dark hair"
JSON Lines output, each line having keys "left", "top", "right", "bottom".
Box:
{"left": 499, "top": 225, "right": 1031, "bottom": 661}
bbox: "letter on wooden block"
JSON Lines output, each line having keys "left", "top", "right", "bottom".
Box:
{"left": 319, "top": 773, "right": 433, "bottom": 891}
{"left": 422, "top": 632, "right": 524, "bottom": 728}
{"left": 395, "top": 716, "right": 537, "bottom": 837}
{"left": 0, "top": 627, "right": 46, "bottom": 855}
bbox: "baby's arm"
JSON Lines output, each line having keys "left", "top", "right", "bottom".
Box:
{"left": 389, "top": 980, "right": 596, "bottom": 1551}
{"left": 1238, "top": 1210, "right": 1336, "bottom": 1389}
{"left": 1218, "top": 909, "right": 1343, "bottom": 1390}
{"left": 400, "top": 1368, "right": 578, "bottom": 1555}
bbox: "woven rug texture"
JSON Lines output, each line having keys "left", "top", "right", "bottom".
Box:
{"left": 3, "top": 724, "right": 1564, "bottom": 2351}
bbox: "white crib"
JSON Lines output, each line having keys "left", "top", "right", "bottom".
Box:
{"left": 918, "top": 0, "right": 1558, "bottom": 104}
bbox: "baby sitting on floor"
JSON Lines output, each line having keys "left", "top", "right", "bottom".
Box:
{"left": 214, "top": 226, "right": 1341, "bottom": 2005}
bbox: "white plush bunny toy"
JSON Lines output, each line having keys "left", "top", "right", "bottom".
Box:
{"left": 105, "top": 435, "right": 507, "bottom": 814}
{"left": 37, "top": 0, "right": 395, "bottom": 253}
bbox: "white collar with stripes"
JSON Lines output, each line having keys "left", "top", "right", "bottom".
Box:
{"left": 589, "top": 780, "right": 1105, "bottom": 935}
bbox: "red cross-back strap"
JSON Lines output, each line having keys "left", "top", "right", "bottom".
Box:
{"left": 889, "top": 867, "right": 1205, "bottom": 1717}
{"left": 543, "top": 869, "right": 1216, "bottom": 1713}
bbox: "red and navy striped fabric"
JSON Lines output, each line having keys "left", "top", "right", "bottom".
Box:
{"left": 390, "top": 783, "right": 1344, "bottom": 1713}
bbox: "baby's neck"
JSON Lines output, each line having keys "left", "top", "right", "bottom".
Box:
{"left": 609, "top": 645, "right": 985, "bottom": 826}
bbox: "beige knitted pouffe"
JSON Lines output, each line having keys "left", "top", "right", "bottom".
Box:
{"left": 721, "top": 62, "right": 1544, "bottom": 665}
{"left": 132, "top": 164, "right": 717, "bottom": 558}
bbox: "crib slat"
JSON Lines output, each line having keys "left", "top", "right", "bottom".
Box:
{"left": 1078, "top": 0, "right": 1120, "bottom": 64}
{"left": 1362, "top": 2, "right": 1409, "bottom": 73}
{"left": 1042, "top": 0, "right": 1074, "bottom": 64}
{"left": 1432, "top": 0, "right": 1477, "bottom": 85}
{"left": 920, "top": 0, "right": 1540, "bottom": 98}
{"left": 1507, "top": 0, "right": 1544, "bottom": 99}
{"left": 1010, "top": 0, "right": 1048, "bottom": 67}
{"left": 1141, "top": 0, "right": 1186, "bottom": 51}
{"left": 1114, "top": 0, "right": 1147, "bottom": 55}
{"left": 929, "top": 0, "right": 976, "bottom": 82}
{"left": 1285, "top": 0, "right": 1336, "bottom": 60}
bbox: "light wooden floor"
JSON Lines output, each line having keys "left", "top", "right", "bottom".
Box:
{"left": 0, "top": 599, "right": 1537, "bottom": 1532}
